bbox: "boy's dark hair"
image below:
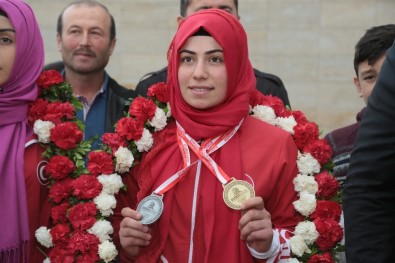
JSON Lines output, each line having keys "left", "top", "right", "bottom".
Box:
{"left": 354, "top": 24, "right": 395, "bottom": 76}
{"left": 56, "top": 0, "right": 116, "bottom": 41}
{"left": 180, "top": 0, "right": 238, "bottom": 17}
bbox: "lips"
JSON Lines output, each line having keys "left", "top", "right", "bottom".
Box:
{"left": 189, "top": 86, "right": 213, "bottom": 91}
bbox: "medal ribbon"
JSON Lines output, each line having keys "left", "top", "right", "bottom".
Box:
{"left": 151, "top": 119, "right": 244, "bottom": 196}
{"left": 176, "top": 119, "right": 243, "bottom": 185}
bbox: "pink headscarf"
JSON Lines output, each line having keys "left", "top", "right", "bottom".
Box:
{"left": 134, "top": 9, "right": 256, "bottom": 262}
{"left": 0, "top": 0, "right": 44, "bottom": 261}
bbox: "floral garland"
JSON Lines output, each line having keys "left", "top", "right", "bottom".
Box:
{"left": 248, "top": 90, "right": 344, "bottom": 262}
{"left": 30, "top": 70, "right": 120, "bottom": 262}
{"left": 30, "top": 70, "right": 343, "bottom": 262}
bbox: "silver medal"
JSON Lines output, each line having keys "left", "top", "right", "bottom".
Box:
{"left": 136, "top": 194, "right": 164, "bottom": 225}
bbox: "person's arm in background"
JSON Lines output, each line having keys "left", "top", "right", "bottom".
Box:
{"left": 343, "top": 40, "right": 395, "bottom": 263}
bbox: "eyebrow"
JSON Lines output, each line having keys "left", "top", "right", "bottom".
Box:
{"left": 0, "top": 28, "right": 15, "bottom": 33}
{"left": 180, "top": 49, "right": 223, "bottom": 55}
{"left": 196, "top": 5, "right": 232, "bottom": 11}
{"left": 359, "top": 68, "right": 376, "bottom": 76}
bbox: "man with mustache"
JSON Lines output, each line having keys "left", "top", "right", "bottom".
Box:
{"left": 46, "top": 0, "right": 136, "bottom": 149}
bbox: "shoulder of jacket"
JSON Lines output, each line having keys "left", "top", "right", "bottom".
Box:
{"left": 253, "top": 68, "right": 284, "bottom": 87}
{"left": 43, "top": 61, "right": 64, "bottom": 72}
{"left": 139, "top": 67, "right": 168, "bottom": 82}
{"left": 107, "top": 76, "right": 136, "bottom": 98}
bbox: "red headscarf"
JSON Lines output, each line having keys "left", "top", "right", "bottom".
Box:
{"left": 134, "top": 9, "right": 256, "bottom": 262}
{"left": 0, "top": 0, "right": 44, "bottom": 261}
{"left": 168, "top": 9, "right": 255, "bottom": 140}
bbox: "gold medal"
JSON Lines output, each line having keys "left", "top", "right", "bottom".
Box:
{"left": 223, "top": 178, "right": 255, "bottom": 210}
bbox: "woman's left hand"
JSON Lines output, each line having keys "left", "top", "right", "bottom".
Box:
{"left": 239, "top": 196, "right": 273, "bottom": 253}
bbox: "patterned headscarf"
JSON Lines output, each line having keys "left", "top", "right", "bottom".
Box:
{"left": 134, "top": 9, "right": 256, "bottom": 262}
{"left": 0, "top": 0, "right": 44, "bottom": 261}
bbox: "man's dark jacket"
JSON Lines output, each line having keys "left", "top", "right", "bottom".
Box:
{"left": 343, "top": 41, "right": 395, "bottom": 263}
{"left": 44, "top": 61, "right": 136, "bottom": 132}
{"left": 134, "top": 66, "right": 291, "bottom": 107}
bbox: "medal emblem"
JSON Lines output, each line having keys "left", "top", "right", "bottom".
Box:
{"left": 223, "top": 179, "right": 255, "bottom": 210}
{"left": 136, "top": 194, "right": 164, "bottom": 225}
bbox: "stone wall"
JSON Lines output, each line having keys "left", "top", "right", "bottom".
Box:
{"left": 26, "top": 0, "right": 395, "bottom": 134}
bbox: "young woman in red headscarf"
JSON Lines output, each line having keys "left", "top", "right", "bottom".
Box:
{"left": 0, "top": 0, "right": 44, "bottom": 262}
{"left": 116, "top": 9, "right": 302, "bottom": 263}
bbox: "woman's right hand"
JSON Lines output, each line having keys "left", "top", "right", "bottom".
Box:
{"left": 119, "top": 207, "right": 152, "bottom": 258}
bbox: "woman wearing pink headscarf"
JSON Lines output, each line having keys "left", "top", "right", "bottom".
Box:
{"left": 0, "top": 0, "right": 44, "bottom": 261}
{"left": 116, "top": 9, "right": 302, "bottom": 262}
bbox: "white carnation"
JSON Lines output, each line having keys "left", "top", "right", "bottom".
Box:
{"left": 293, "top": 174, "right": 318, "bottom": 195}
{"left": 149, "top": 107, "right": 167, "bottom": 131}
{"left": 251, "top": 105, "right": 277, "bottom": 125}
{"left": 88, "top": 220, "right": 114, "bottom": 242}
{"left": 276, "top": 116, "right": 297, "bottom": 134}
{"left": 33, "top": 120, "right": 55, "bottom": 143}
{"left": 94, "top": 192, "right": 117, "bottom": 217}
{"left": 114, "top": 146, "right": 134, "bottom": 174}
{"left": 98, "top": 240, "right": 118, "bottom": 262}
{"left": 294, "top": 221, "right": 319, "bottom": 245}
{"left": 293, "top": 191, "right": 317, "bottom": 217}
{"left": 289, "top": 235, "right": 311, "bottom": 257}
{"left": 98, "top": 173, "right": 124, "bottom": 195}
{"left": 35, "top": 226, "right": 53, "bottom": 248}
{"left": 43, "top": 258, "right": 51, "bottom": 263}
{"left": 297, "top": 152, "right": 320, "bottom": 175}
{"left": 135, "top": 128, "right": 154, "bottom": 152}
{"left": 287, "top": 258, "right": 301, "bottom": 263}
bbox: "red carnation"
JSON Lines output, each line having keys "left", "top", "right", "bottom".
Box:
{"left": 49, "top": 178, "right": 73, "bottom": 204}
{"left": 315, "top": 171, "right": 340, "bottom": 199}
{"left": 293, "top": 122, "right": 320, "bottom": 150}
{"left": 307, "top": 252, "right": 335, "bottom": 263}
{"left": 291, "top": 110, "right": 308, "bottom": 125}
{"left": 44, "top": 101, "right": 75, "bottom": 124}
{"left": 314, "top": 218, "right": 343, "bottom": 251}
{"left": 76, "top": 252, "right": 100, "bottom": 263}
{"left": 50, "top": 223, "right": 70, "bottom": 246}
{"left": 50, "top": 122, "right": 83, "bottom": 150}
{"left": 102, "top": 132, "right": 126, "bottom": 153}
{"left": 72, "top": 174, "right": 102, "bottom": 199}
{"left": 37, "top": 70, "right": 64, "bottom": 89}
{"left": 116, "top": 117, "right": 144, "bottom": 141}
{"left": 147, "top": 82, "right": 169, "bottom": 103}
{"left": 68, "top": 231, "right": 100, "bottom": 255}
{"left": 303, "top": 139, "right": 333, "bottom": 165}
{"left": 249, "top": 89, "right": 266, "bottom": 107}
{"left": 129, "top": 97, "right": 157, "bottom": 122}
{"left": 68, "top": 202, "right": 97, "bottom": 230}
{"left": 310, "top": 200, "right": 342, "bottom": 222}
{"left": 48, "top": 246, "right": 75, "bottom": 263}
{"left": 28, "top": 98, "right": 49, "bottom": 125}
{"left": 87, "top": 151, "right": 114, "bottom": 176}
{"left": 51, "top": 202, "right": 70, "bottom": 224}
{"left": 45, "top": 155, "right": 76, "bottom": 180}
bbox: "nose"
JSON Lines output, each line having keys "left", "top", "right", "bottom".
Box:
{"left": 79, "top": 32, "right": 91, "bottom": 47}
{"left": 193, "top": 60, "right": 208, "bottom": 80}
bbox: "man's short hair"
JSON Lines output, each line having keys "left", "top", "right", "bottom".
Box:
{"left": 180, "top": 0, "right": 238, "bottom": 17}
{"left": 56, "top": 0, "right": 116, "bottom": 41}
